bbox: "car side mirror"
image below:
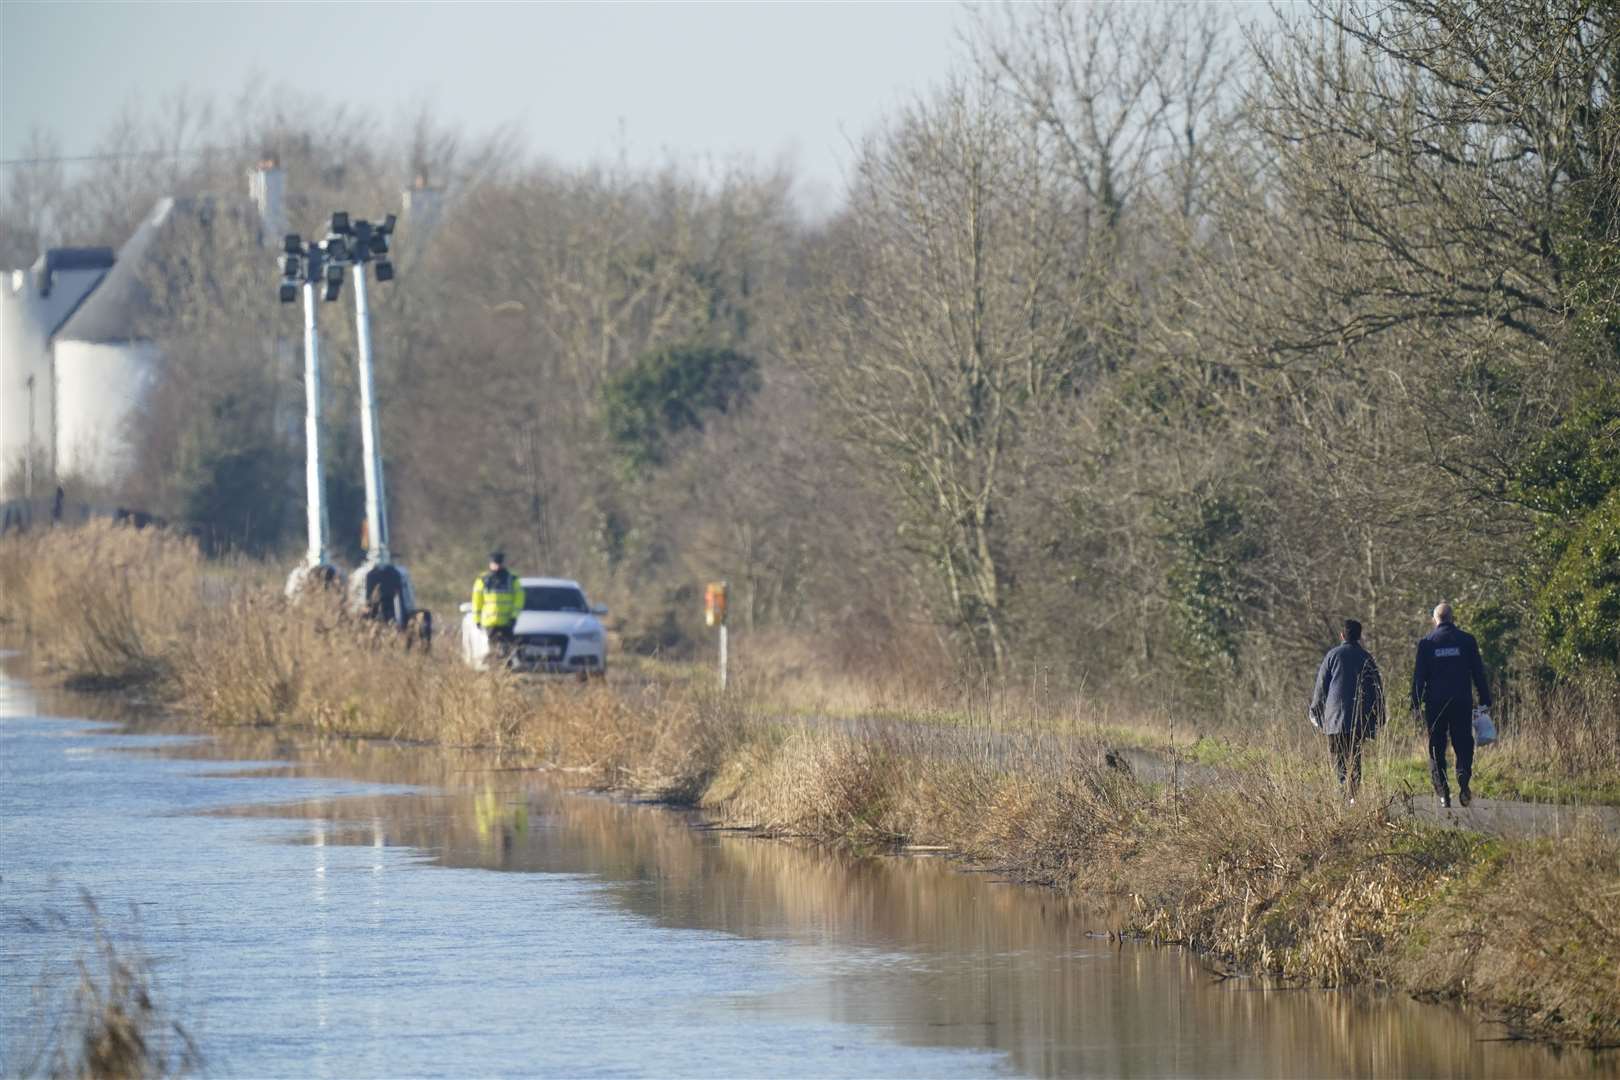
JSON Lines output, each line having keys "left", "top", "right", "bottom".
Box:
{"left": 459, "top": 602, "right": 472, "bottom": 614}
{"left": 590, "top": 604, "right": 608, "bottom": 616}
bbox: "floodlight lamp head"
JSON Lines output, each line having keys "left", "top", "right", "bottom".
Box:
{"left": 370, "top": 231, "right": 389, "bottom": 256}
{"left": 277, "top": 252, "right": 301, "bottom": 279}
{"left": 379, "top": 213, "right": 397, "bottom": 235}
{"left": 352, "top": 219, "right": 373, "bottom": 247}
{"left": 282, "top": 233, "right": 303, "bottom": 255}
{"left": 325, "top": 260, "right": 344, "bottom": 286}
{"left": 278, "top": 282, "right": 297, "bottom": 304}
{"left": 330, "top": 211, "right": 351, "bottom": 235}
{"left": 374, "top": 258, "right": 394, "bottom": 282}
{"left": 322, "top": 277, "right": 343, "bottom": 302}
{"left": 324, "top": 236, "right": 349, "bottom": 263}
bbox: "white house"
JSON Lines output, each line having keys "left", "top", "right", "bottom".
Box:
{"left": 0, "top": 164, "right": 445, "bottom": 525}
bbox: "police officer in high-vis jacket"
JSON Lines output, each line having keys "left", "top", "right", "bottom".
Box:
{"left": 472, "top": 551, "right": 525, "bottom": 653}
{"left": 1411, "top": 602, "right": 1492, "bottom": 808}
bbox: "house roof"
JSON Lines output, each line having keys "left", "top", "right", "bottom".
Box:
{"left": 55, "top": 199, "right": 175, "bottom": 344}
{"left": 32, "top": 247, "right": 115, "bottom": 295}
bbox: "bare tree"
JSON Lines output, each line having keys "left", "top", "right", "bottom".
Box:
{"left": 802, "top": 76, "right": 1084, "bottom": 671}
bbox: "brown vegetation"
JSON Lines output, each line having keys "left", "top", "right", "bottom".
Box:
{"left": 9, "top": 894, "right": 202, "bottom": 1079}
{"left": 3, "top": 523, "right": 1617, "bottom": 1047}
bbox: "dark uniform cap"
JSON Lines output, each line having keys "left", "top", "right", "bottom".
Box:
{"left": 489, "top": 550, "right": 505, "bottom": 564}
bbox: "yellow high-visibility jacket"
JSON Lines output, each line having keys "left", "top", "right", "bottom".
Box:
{"left": 471, "top": 570, "right": 524, "bottom": 629}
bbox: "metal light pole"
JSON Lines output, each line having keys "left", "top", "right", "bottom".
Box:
{"left": 311, "top": 211, "right": 417, "bottom": 628}
{"left": 301, "top": 273, "right": 332, "bottom": 568}
{"left": 351, "top": 264, "right": 389, "bottom": 565}
{"left": 278, "top": 235, "right": 342, "bottom": 596}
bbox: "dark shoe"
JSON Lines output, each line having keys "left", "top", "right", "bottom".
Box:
{"left": 1438, "top": 793, "right": 1452, "bottom": 809}
{"left": 1459, "top": 786, "right": 1472, "bottom": 807}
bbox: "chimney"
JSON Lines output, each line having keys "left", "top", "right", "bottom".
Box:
{"left": 248, "top": 156, "right": 286, "bottom": 245}
{"left": 401, "top": 172, "right": 444, "bottom": 247}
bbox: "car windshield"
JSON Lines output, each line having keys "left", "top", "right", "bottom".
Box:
{"left": 523, "top": 586, "right": 588, "bottom": 613}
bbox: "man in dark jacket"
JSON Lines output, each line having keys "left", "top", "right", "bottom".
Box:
{"left": 1310, "top": 618, "right": 1384, "bottom": 801}
{"left": 1411, "top": 602, "right": 1492, "bottom": 808}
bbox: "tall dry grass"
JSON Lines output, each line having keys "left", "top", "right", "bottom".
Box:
{"left": 1396, "top": 823, "right": 1620, "bottom": 1047}
{"left": 0, "top": 525, "right": 729, "bottom": 783}
{"left": 1495, "top": 676, "right": 1620, "bottom": 794}
{"left": 9, "top": 895, "right": 203, "bottom": 1079}
{"left": 0, "top": 523, "right": 213, "bottom": 686}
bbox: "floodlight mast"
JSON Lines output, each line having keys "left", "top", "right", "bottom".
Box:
{"left": 324, "top": 210, "right": 416, "bottom": 627}
{"left": 301, "top": 267, "right": 332, "bottom": 568}
{"left": 278, "top": 233, "right": 341, "bottom": 597}
{"left": 352, "top": 263, "right": 390, "bottom": 565}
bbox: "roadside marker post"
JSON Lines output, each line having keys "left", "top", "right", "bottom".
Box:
{"left": 705, "top": 581, "right": 729, "bottom": 691}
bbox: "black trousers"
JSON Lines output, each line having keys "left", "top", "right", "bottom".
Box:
{"left": 1328, "top": 731, "right": 1364, "bottom": 794}
{"left": 1425, "top": 697, "right": 1473, "bottom": 795}
{"left": 486, "top": 624, "right": 516, "bottom": 657}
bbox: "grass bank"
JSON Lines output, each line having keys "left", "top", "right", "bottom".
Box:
{"left": 3, "top": 524, "right": 1617, "bottom": 1048}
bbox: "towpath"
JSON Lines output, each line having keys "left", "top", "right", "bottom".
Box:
{"left": 752, "top": 710, "right": 1620, "bottom": 842}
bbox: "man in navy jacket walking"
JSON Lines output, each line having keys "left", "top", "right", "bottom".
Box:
{"left": 1411, "top": 602, "right": 1492, "bottom": 808}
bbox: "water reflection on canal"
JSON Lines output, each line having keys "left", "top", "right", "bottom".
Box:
{"left": 3, "top": 664, "right": 1615, "bottom": 1078}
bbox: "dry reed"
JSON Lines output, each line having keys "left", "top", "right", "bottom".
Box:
{"left": 9, "top": 895, "right": 203, "bottom": 1079}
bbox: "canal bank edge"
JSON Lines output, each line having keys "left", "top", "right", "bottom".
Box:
{"left": 1, "top": 523, "right": 1617, "bottom": 1050}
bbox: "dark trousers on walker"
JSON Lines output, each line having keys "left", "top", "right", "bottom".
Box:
{"left": 1329, "top": 731, "right": 1364, "bottom": 796}
{"left": 486, "top": 624, "right": 516, "bottom": 659}
{"left": 1425, "top": 698, "right": 1473, "bottom": 797}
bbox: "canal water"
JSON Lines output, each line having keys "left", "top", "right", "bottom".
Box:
{"left": 2, "top": 661, "right": 1615, "bottom": 1078}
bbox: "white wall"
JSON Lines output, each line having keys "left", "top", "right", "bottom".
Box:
{"left": 0, "top": 279, "right": 49, "bottom": 495}
{"left": 0, "top": 266, "right": 108, "bottom": 496}
{"left": 53, "top": 339, "right": 158, "bottom": 487}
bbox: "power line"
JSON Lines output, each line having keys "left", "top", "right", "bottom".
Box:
{"left": 0, "top": 146, "right": 251, "bottom": 168}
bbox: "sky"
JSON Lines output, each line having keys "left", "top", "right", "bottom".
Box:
{"left": 1, "top": 1, "right": 978, "bottom": 215}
